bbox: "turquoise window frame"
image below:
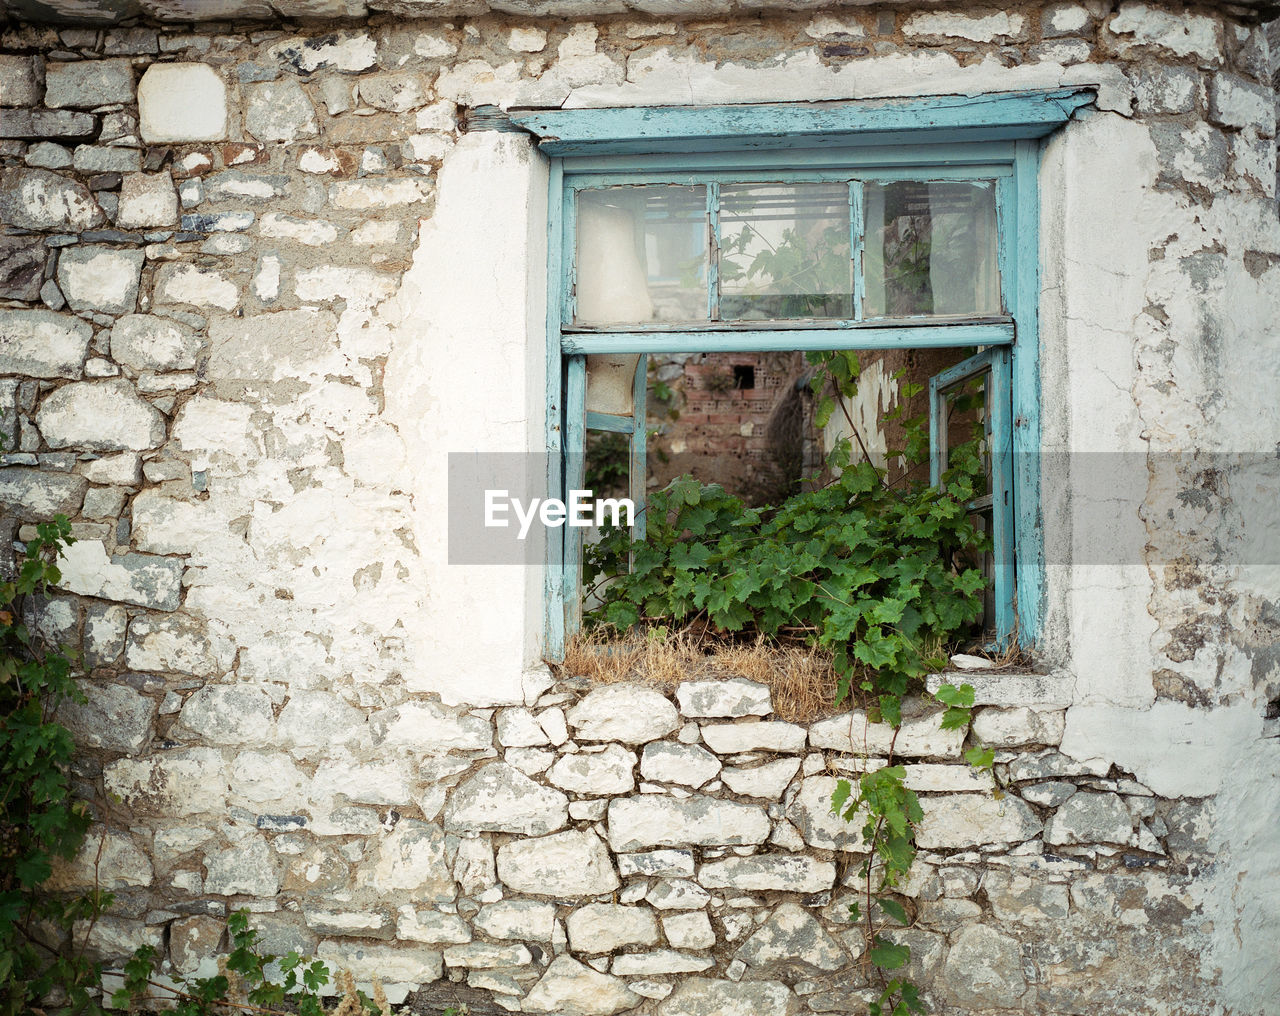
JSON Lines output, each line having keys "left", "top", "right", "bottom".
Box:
{"left": 516, "top": 89, "right": 1095, "bottom": 661}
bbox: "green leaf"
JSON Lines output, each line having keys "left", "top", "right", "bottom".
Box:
{"left": 868, "top": 937, "right": 911, "bottom": 970}
{"left": 878, "top": 898, "right": 909, "bottom": 925}
{"left": 964, "top": 745, "right": 995, "bottom": 771}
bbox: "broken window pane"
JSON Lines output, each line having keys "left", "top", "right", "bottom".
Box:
{"left": 575, "top": 185, "right": 707, "bottom": 325}
{"left": 718, "top": 183, "right": 853, "bottom": 321}
{"left": 863, "top": 180, "right": 1000, "bottom": 319}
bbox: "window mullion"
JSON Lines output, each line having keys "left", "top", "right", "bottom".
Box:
{"left": 850, "top": 180, "right": 864, "bottom": 324}
{"left": 707, "top": 182, "right": 721, "bottom": 322}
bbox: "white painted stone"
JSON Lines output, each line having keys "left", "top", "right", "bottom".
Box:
{"left": 809, "top": 709, "right": 963, "bottom": 758}
{"left": 1107, "top": 3, "right": 1222, "bottom": 63}
{"left": 567, "top": 685, "right": 679, "bottom": 743}
{"left": 640, "top": 740, "right": 721, "bottom": 788}
{"left": 647, "top": 879, "right": 711, "bottom": 911}
{"left": 444, "top": 762, "right": 568, "bottom": 835}
{"left": 138, "top": 63, "right": 227, "bottom": 143}
{"left": 903, "top": 11, "right": 1025, "bottom": 43}
{"left": 700, "top": 721, "right": 806, "bottom": 755}
{"left": 0, "top": 468, "right": 84, "bottom": 523}
{"left": 698, "top": 855, "right": 835, "bottom": 893}
{"left": 942, "top": 924, "right": 1026, "bottom": 1007}
{"left": 508, "top": 27, "right": 547, "bottom": 52}
{"left": 37, "top": 379, "right": 165, "bottom": 452}
{"left": 315, "top": 941, "right": 441, "bottom": 1002}
{"left": 972, "top": 707, "right": 1067, "bottom": 747}
{"left": 178, "top": 684, "right": 275, "bottom": 744}
{"left": 363, "top": 820, "right": 455, "bottom": 903}
{"left": 1044, "top": 3, "right": 1089, "bottom": 34}
{"left": 474, "top": 900, "right": 556, "bottom": 942}
{"left": 126, "top": 613, "right": 235, "bottom": 677}
{"left": 786, "top": 776, "right": 863, "bottom": 851}
{"left": 663, "top": 910, "right": 715, "bottom": 950}
{"left": 104, "top": 748, "right": 227, "bottom": 815}
{"left": 608, "top": 795, "right": 770, "bottom": 851}
{"left": 277, "top": 690, "right": 366, "bottom": 748}
{"left": 295, "top": 265, "right": 397, "bottom": 309}
{"left": 56, "top": 246, "right": 142, "bottom": 315}
{"left": 496, "top": 705, "right": 551, "bottom": 747}
{"left": 804, "top": 15, "right": 865, "bottom": 39}
{"left": 1208, "top": 73, "right": 1274, "bottom": 134}
{"left": 925, "top": 672, "right": 1073, "bottom": 707}
{"left": 229, "top": 752, "right": 308, "bottom": 805}
{"left": 271, "top": 32, "right": 377, "bottom": 73}
{"left": 245, "top": 78, "right": 317, "bottom": 143}
{"left": 154, "top": 263, "right": 238, "bottom": 311}
{"left": 110, "top": 314, "right": 200, "bottom": 373}
{"left": 916, "top": 794, "right": 1042, "bottom": 849}
{"left": 496, "top": 828, "right": 620, "bottom": 897}
{"left": 311, "top": 756, "right": 414, "bottom": 807}
{"left": 444, "top": 942, "right": 532, "bottom": 968}
{"left": 360, "top": 70, "right": 432, "bottom": 113}
{"left": 116, "top": 172, "right": 179, "bottom": 229}
{"left": 0, "top": 168, "right": 104, "bottom": 232}
{"left": 259, "top": 213, "right": 338, "bottom": 247}
{"left": 55, "top": 540, "right": 182, "bottom": 611}
{"left": 413, "top": 32, "right": 456, "bottom": 58}
{"left": 537, "top": 706, "right": 569, "bottom": 745}
{"left": 617, "top": 849, "right": 695, "bottom": 878}
{"left": 253, "top": 254, "right": 281, "bottom": 303}
{"left": 547, "top": 743, "right": 636, "bottom": 795}
{"left": 1044, "top": 791, "right": 1134, "bottom": 846}
{"left": 523, "top": 956, "right": 640, "bottom": 1016}
{"left": 396, "top": 906, "right": 471, "bottom": 944}
{"left": 329, "top": 177, "right": 433, "bottom": 210}
{"left": 613, "top": 951, "right": 714, "bottom": 976}
{"left": 83, "top": 603, "right": 128, "bottom": 665}
{"left": 720, "top": 758, "right": 800, "bottom": 799}
{"left": 51, "top": 829, "right": 152, "bottom": 893}
{"left": 676, "top": 678, "right": 771, "bottom": 718}
{"left": 130, "top": 491, "right": 235, "bottom": 556}
{"left": 567, "top": 903, "right": 659, "bottom": 953}
{"left": 0, "top": 310, "right": 92, "bottom": 379}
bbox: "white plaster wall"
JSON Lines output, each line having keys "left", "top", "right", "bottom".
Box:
{"left": 383, "top": 132, "right": 551, "bottom": 706}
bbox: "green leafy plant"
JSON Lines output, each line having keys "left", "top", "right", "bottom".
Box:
{"left": 0, "top": 515, "right": 117, "bottom": 1016}
{"left": 115, "top": 909, "right": 387, "bottom": 1015}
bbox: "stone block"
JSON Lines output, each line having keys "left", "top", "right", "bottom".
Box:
{"left": 786, "top": 776, "right": 865, "bottom": 852}
{"left": 663, "top": 910, "right": 715, "bottom": 950}
{"left": 83, "top": 601, "right": 127, "bottom": 666}
{"left": 0, "top": 54, "right": 42, "bottom": 107}
{"left": 72, "top": 145, "right": 141, "bottom": 173}
{"left": 613, "top": 951, "right": 714, "bottom": 976}
{"left": 363, "top": 820, "right": 455, "bottom": 903}
{"left": 916, "top": 793, "right": 1042, "bottom": 849}
{"left": 567, "top": 903, "right": 660, "bottom": 954}
{"left": 37, "top": 378, "right": 165, "bottom": 451}
{"left": 316, "top": 941, "right": 441, "bottom": 1002}
{"left": 104, "top": 748, "right": 228, "bottom": 814}
{"left": 270, "top": 32, "right": 378, "bottom": 74}
{"left": 245, "top": 79, "right": 317, "bottom": 144}
{"left": 444, "top": 762, "right": 569, "bottom": 836}
{"left": 258, "top": 213, "right": 337, "bottom": 247}
{"left": 126, "top": 613, "right": 235, "bottom": 677}
{"left": 659, "top": 978, "right": 791, "bottom": 1016}
{"left": 170, "top": 916, "right": 224, "bottom": 976}
{"left": 942, "top": 924, "right": 1027, "bottom": 1008}
{"left": 329, "top": 177, "right": 432, "bottom": 209}
{"left": 1208, "top": 73, "right": 1274, "bottom": 134}
{"left": 1130, "top": 66, "right": 1199, "bottom": 115}
{"left": 359, "top": 71, "right": 432, "bottom": 113}
{"left": 304, "top": 909, "right": 395, "bottom": 940}
{"left": 153, "top": 263, "right": 238, "bottom": 311}
{"left": 508, "top": 27, "right": 547, "bottom": 52}
{"left": 56, "top": 246, "right": 143, "bottom": 315}
{"left": 178, "top": 684, "right": 275, "bottom": 744}
{"left": 49, "top": 828, "right": 152, "bottom": 891}
{"left": 926, "top": 672, "right": 1073, "bottom": 707}
{"left": 0, "top": 466, "right": 86, "bottom": 521}
{"left": 607, "top": 795, "right": 770, "bottom": 851}
{"left": 396, "top": 906, "right": 471, "bottom": 944}
{"left": 720, "top": 758, "right": 800, "bottom": 799}
{"left": 57, "top": 540, "right": 182, "bottom": 611}
{"left": 700, "top": 720, "right": 807, "bottom": 754}
{"left": 1044, "top": 791, "right": 1134, "bottom": 846}
{"left": 443, "top": 942, "right": 533, "bottom": 968}
{"left": 640, "top": 740, "right": 721, "bottom": 788}
{"left": 903, "top": 11, "right": 1026, "bottom": 42}
{"left": 370, "top": 699, "right": 491, "bottom": 752}
{"left": 474, "top": 900, "right": 556, "bottom": 941}
{"left": 131, "top": 491, "right": 236, "bottom": 555}
{"left": 276, "top": 690, "right": 366, "bottom": 748}
{"left": 735, "top": 903, "right": 846, "bottom": 972}
{"left": 57, "top": 679, "right": 155, "bottom": 754}
{"left": 646, "top": 879, "right": 711, "bottom": 911}
{"left": 547, "top": 743, "right": 636, "bottom": 795}
{"left": 0, "top": 235, "right": 48, "bottom": 301}
{"left": 1107, "top": 3, "right": 1222, "bottom": 63}
{"left": 25, "top": 142, "right": 72, "bottom": 169}
{"left": 676, "top": 677, "right": 771, "bottom": 718}
{"left": 809, "top": 709, "right": 961, "bottom": 758}
{"left": 698, "top": 855, "right": 836, "bottom": 893}
{"left": 204, "top": 170, "right": 288, "bottom": 201}
{"left": 116, "top": 172, "right": 179, "bottom": 229}
{"left": 45, "top": 59, "right": 134, "bottom": 108}
{"left": 496, "top": 828, "right": 620, "bottom": 897}
{"left": 110, "top": 314, "right": 200, "bottom": 373}
{"left": 617, "top": 849, "right": 695, "bottom": 878}
{"left": 77, "top": 916, "right": 163, "bottom": 966}
{"left": 971, "top": 706, "right": 1067, "bottom": 747}
{"left": 0, "top": 309, "right": 91, "bottom": 379}
{"left": 138, "top": 63, "right": 227, "bottom": 143}
{"left": 523, "top": 956, "right": 639, "bottom": 1016}
{"left": 229, "top": 751, "right": 307, "bottom": 805}
{"left": 0, "top": 167, "right": 105, "bottom": 231}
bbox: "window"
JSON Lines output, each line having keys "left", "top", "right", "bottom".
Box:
{"left": 501, "top": 89, "right": 1095, "bottom": 659}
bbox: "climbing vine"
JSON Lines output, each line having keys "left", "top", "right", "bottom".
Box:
{"left": 584, "top": 348, "right": 998, "bottom": 1011}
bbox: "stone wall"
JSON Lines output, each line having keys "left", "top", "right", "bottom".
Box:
{"left": 1, "top": 2, "right": 1279, "bottom": 1014}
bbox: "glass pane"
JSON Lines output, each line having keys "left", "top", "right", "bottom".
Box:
{"left": 718, "top": 183, "right": 852, "bottom": 320}
{"left": 575, "top": 185, "right": 707, "bottom": 325}
{"left": 863, "top": 181, "right": 1001, "bottom": 319}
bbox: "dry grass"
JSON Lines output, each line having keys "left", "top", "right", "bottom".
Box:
{"left": 557, "top": 628, "right": 841, "bottom": 722}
